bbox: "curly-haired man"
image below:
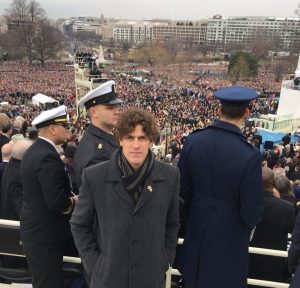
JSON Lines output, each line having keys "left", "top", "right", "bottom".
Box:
{"left": 71, "top": 108, "right": 180, "bottom": 288}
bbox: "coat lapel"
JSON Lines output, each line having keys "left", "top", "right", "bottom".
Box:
{"left": 113, "top": 180, "right": 135, "bottom": 211}
{"left": 106, "top": 154, "right": 135, "bottom": 211}
{"left": 133, "top": 161, "right": 164, "bottom": 214}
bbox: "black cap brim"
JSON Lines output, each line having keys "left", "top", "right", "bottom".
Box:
{"left": 105, "top": 98, "right": 124, "bottom": 105}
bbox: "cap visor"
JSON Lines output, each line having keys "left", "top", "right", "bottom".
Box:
{"left": 106, "top": 99, "right": 124, "bottom": 105}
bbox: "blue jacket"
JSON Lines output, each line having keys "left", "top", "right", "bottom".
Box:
{"left": 178, "top": 120, "right": 263, "bottom": 288}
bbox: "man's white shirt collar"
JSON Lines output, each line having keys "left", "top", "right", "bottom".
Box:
{"left": 38, "top": 136, "right": 60, "bottom": 154}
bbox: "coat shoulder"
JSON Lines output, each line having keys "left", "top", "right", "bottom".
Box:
{"left": 156, "top": 160, "right": 179, "bottom": 177}
{"left": 84, "top": 160, "right": 110, "bottom": 177}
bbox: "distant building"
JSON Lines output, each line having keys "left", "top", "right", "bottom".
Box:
{"left": 207, "top": 15, "right": 300, "bottom": 50}
{"left": 152, "top": 20, "right": 208, "bottom": 46}
{"left": 73, "top": 17, "right": 102, "bottom": 34}
{"left": 112, "top": 19, "right": 207, "bottom": 46}
{"left": 112, "top": 20, "right": 156, "bottom": 44}
{"left": 6, "top": 19, "right": 33, "bottom": 32}
{"left": 60, "top": 15, "right": 300, "bottom": 52}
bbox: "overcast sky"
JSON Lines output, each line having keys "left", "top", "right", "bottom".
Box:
{"left": 1, "top": 0, "right": 300, "bottom": 20}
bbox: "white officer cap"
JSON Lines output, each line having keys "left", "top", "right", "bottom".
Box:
{"left": 77, "top": 80, "right": 123, "bottom": 109}
{"left": 32, "top": 105, "right": 69, "bottom": 129}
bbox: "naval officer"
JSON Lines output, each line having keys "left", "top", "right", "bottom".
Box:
{"left": 178, "top": 86, "right": 263, "bottom": 288}
{"left": 74, "top": 80, "right": 123, "bottom": 187}
{"left": 20, "top": 105, "right": 78, "bottom": 288}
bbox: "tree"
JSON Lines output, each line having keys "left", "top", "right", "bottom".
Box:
{"left": 272, "top": 60, "right": 294, "bottom": 82}
{"left": 163, "top": 39, "right": 181, "bottom": 62}
{"left": 5, "top": 0, "right": 64, "bottom": 64}
{"left": 0, "top": 30, "right": 23, "bottom": 60}
{"left": 198, "top": 43, "right": 209, "bottom": 57}
{"left": 228, "top": 51, "right": 259, "bottom": 82}
{"left": 248, "top": 29, "right": 281, "bottom": 59}
{"left": 32, "top": 19, "right": 64, "bottom": 66}
{"left": 5, "top": 0, "right": 46, "bottom": 64}
{"left": 133, "top": 42, "right": 171, "bottom": 65}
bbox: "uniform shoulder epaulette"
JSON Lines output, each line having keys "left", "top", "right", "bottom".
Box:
{"left": 240, "top": 135, "right": 256, "bottom": 150}
{"left": 191, "top": 128, "right": 204, "bottom": 134}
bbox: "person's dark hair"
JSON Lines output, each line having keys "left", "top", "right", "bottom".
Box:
{"left": 220, "top": 105, "right": 247, "bottom": 119}
{"left": 2, "top": 122, "right": 12, "bottom": 133}
{"left": 28, "top": 130, "right": 38, "bottom": 141}
{"left": 115, "top": 108, "right": 158, "bottom": 142}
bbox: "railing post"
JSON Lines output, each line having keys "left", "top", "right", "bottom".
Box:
{"left": 165, "top": 266, "right": 172, "bottom": 288}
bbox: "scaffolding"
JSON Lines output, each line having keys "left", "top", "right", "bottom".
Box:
{"left": 74, "top": 54, "right": 108, "bottom": 116}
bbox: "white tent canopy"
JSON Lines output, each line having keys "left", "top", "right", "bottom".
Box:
{"left": 32, "top": 93, "right": 59, "bottom": 106}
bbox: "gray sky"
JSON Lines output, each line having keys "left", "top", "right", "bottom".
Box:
{"left": 1, "top": 0, "right": 300, "bottom": 20}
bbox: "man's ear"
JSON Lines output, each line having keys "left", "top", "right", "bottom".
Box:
{"left": 244, "top": 107, "right": 250, "bottom": 119}
{"left": 89, "top": 107, "right": 96, "bottom": 117}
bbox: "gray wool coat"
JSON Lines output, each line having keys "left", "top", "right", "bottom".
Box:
{"left": 70, "top": 151, "right": 180, "bottom": 288}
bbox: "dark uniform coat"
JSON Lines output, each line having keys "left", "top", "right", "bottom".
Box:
{"left": 74, "top": 124, "right": 119, "bottom": 187}
{"left": 20, "top": 138, "right": 73, "bottom": 243}
{"left": 0, "top": 134, "right": 10, "bottom": 162}
{"left": 178, "top": 120, "right": 263, "bottom": 288}
{"left": 0, "top": 158, "right": 23, "bottom": 220}
{"left": 289, "top": 212, "right": 300, "bottom": 288}
{"left": 70, "top": 151, "right": 180, "bottom": 288}
{"left": 248, "top": 191, "right": 295, "bottom": 285}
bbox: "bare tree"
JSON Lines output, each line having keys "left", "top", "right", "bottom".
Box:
{"left": 163, "top": 38, "right": 181, "bottom": 61}
{"left": 5, "top": 0, "right": 45, "bottom": 64}
{"left": 32, "top": 19, "right": 64, "bottom": 66}
{"left": 248, "top": 29, "right": 281, "bottom": 59}
{"left": 272, "top": 60, "right": 291, "bottom": 82}
{"left": 27, "top": 0, "right": 45, "bottom": 22}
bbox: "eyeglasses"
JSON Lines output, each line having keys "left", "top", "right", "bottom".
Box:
{"left": 54, "top": 123, "right": 70, "bottom": 129}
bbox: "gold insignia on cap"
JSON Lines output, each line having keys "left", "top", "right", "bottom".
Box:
{"left": 54, "top": 117, "right": 68, "bottom": 123}
{"left": 112, "top": 84, "right": 118, "bottom": 94}
{"left": 98, "top": 143, "right": 103, "bottom": 149}
{"left": 93, "top": 100, "right": 96, "bottom": 104}
{"left": 147, "top": 185, "right": 153, "bottom": 192}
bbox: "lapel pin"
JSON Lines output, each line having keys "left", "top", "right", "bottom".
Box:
{"left": 147, "top": 185, "right": 153, "bottom": 192}
{"left": 98, "top": 143, "right": 103, "bottom": 149}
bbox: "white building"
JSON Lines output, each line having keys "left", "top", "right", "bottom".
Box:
{"left": 113, "top": 21, "right": 155, "bottom": 43}
{"left": 152, "top": 21, "right": 208, "bottom": 45}
{"left": 72, "top": 18, "right": 102, "bottom": 34}
{"left": 207, "top": 15, "right": 300, "bottom": 50}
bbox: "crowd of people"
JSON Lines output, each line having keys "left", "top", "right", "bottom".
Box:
{"left": 0, "top": 58, "right": 300, "bottom": 287}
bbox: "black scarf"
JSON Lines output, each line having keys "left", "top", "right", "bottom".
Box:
{"left": 117, "top": 148, "right": 154, "bottom": 205}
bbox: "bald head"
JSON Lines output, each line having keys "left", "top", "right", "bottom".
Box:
{"left": 262, "top": 166, "right": 274, "bottom": 192}
{"left": 1, "top": 143, "right": 12, "bottom": 161}
{"left": 11, "top": 139, "right": 33, "bottom": 160}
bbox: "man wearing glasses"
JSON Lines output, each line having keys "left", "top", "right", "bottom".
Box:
{"left": 20, "top": 105, "right": 78, "bottom": 288}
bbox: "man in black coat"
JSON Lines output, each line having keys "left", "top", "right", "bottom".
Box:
{"left": 0, "top": 139, "right": 32, "bottom": 220}
{"left": 0, "top": 122, "right": 12, "bottom": 162}
{"left": 248, "top": 166, "right": 295, "bottom": 285}
{"left": 20, "top": 105, "right": 78, "bottom": 288}
{"left": 74, "top": 80, "right": 123, "bottom": 187}
{"left": 71, "top": 109, "right": 179, "bottom": 288}
{"left": 0, "top": 143, "right": 12, "bottom": 178}
{"left": 0, "top": 139, "right": 32, "bottom": 269}
{"left": 282, "top": 133, "right": 291, "bottom": 146}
